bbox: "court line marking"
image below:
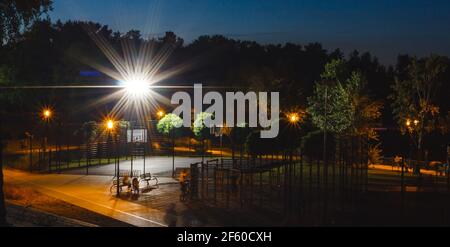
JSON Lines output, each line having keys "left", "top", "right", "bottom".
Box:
{"left": 5, "top": 173, "right": 168, "bottom": 227}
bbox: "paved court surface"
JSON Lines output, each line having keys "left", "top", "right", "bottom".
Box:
{"left": 61, "top": 156, "right": 204, "bottom": 176}
{"left": 4, "top": 169, "right": 179, "bottom": 227}
{"left": 5, "top": 160, "right": 450, "bottom": 227}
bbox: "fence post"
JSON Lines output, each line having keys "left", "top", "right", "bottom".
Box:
{"left": 226, "top": 169, "right": 230, "bottom": 208}
{"left": 240, "top": 169, "right": 244, "bottom": 208}
{"left": 365, "top": 134, "right": 369, "bottom": 193}
{"left": 447, "top": 157, "right": 450, "bottom": 192}
{"left": 29, "top": 135, "right": 33, "bottom": 173}
{"left": 48, "top": 149, "right": 52, "bottom": 173}
{"left": 98, "top": 142, "right": 102, "bottom": 166}
{"left": 190, "top": 163, "right": 199, "bottom": 200}
{"left": 299, "top": 148, "right": 304, "bottom": 217}
{"left": 143, "top": 141, "right": 146, "bottom": 175}
{"left": 66, "top": 135, "right": 70, "bottom": 169}
{"left": 259, "top": 156, "right": 263, "bottom": 207}
{"left": 206, "top": 163, "right": 209, "bottom": 199}
{"left": 201, "top": 162, "right": 205, "bottom": 200}
{"left": 214, "top": 164, "right": 217, "bottom": 204}
{"left": 86, "top": 142, "right": 89, "bottom": 175}
{"left": 38, "top": 149, "right": 41, "bottom": 171}
{"left": 57, "top": 142, "right": 61, "bottom": 174}
{"left": 78, "top": 144, "right": 81, "bottom": 168}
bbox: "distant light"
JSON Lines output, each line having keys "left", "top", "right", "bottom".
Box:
{"left": 413, "top": 120, "right": 419, "bottom": 126}
{"left": 406, "top": 119, "right": 411, "bottom": 127}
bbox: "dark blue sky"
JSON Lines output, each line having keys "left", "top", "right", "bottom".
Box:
{"left": 51, "top": 0, "right": 450, "bottom": 65}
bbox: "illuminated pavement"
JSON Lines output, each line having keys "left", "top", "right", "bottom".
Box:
{"left": 4, "top": 169, "right": 178, "bottom": 227}
{"left": 4, "top": 161, "right": 448, "bottom": 227}
{"left": 61, "top": 156, "right": 204, "bottom": 176}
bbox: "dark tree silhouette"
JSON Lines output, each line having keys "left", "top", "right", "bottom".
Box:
{"left": 0, "top": 0, "right": 53, "bottom": 227}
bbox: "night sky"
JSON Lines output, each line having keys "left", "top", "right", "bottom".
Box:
{"left": 51, "top": 0, "right": 450, "bottom": 65}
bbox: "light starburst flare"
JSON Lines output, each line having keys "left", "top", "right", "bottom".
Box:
{"left": 82, "top": 24, "right": 185, "bottom": 124}
{"left": 121, "top": 76, "right": 151, "bottom": 99}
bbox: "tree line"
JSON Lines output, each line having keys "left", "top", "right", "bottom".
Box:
{"left": 0, "top": 0, "right": 449, "bottom": 226}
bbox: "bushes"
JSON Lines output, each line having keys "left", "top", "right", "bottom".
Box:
{"left": 245, "top": 130, "right": 273, "bottom": 156}
{"left": 368, "top": 143, "right": 383, "bottom": 165}
{"left": 301, "top": 130, "right": 335, "bottom": 160}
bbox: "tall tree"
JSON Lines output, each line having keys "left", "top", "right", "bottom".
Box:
{"left": 157, "top": 114, "right": 183, "bottom": 177}
{"left": 0, "top": 0, "right": 53, "bottom": 226}
{"left": 346, "top": 71, "right": 383, "bottom": 139}
{"left": 307, "top": 59, "right": 353, "bottom": 186}
{"left": 308, "top": 59, "right": 383, "bottom": 187}
{"left": 390, "top": 55, "right": 448, "bottom": 159}
{"left": 0, "top": 0, "right": 53, "bottom": 45}
{"left": 307, "top": 59, "right": 353, "bottom": 134}
{"left": 192, "top": 112, "right": 213, "bottom": 162}
{"left": 309, "top": 59, "right": 383, "bottom": 137}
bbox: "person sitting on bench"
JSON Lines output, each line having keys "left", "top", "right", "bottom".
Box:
{"left": 132, "top": 178, "right": 140, "bottom": 194}
{"left": 179, "top": 169, "right": 190, "bottom": 196}
{"left": 123, "top": 175, "right": 131, "bottom": 191}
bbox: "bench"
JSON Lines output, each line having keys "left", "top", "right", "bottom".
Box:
{"left": 110, "top": 178, "right": 130, "bottom": 193}
{"left": 139, "top": 173, "right": 158, "bottom": 186}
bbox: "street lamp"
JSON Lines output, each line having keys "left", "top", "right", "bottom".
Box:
{"left": 289, "top": 113, "right": 300, "bottom": 124}
{"left": 403, "top": 118, "right": 420, "bottom": 192}
{"left": 41, "top": 107, "right": 53, "bottom": 171}
{"left": 42, "top": 108, "right": 52, "bottom": 122}
{"left": 106, "top": 119, "right": 115, "bottom": 131}
{"left": 406, "top": 119, "right": 419, "bottom": 131}
{"left": 44, "top": 110, "right": 51, "bottom": 118}
{"left": 104, "top": 118, "right": 121, "bottom": 196}
{"left": 286, "top": 111, "right": 302, "bottom": 194}
{"left": 157, "top": 110, "right": 165, "bottom": 119}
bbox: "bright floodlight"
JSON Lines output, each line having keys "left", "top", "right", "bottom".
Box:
{"left": 122, "top": 77, "right": 151, "bottom": 98}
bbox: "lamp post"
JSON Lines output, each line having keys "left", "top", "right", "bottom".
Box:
{"left": 287, "top": 112, "right": 301, "bottom": 213}
{"left": 41, "top": 108, "right": 53, "bottom": 170}
{"left": 403, "top": 118, "right": 420, "bottom": 192}
{"left": 406, "top": 119, "right": 420, "bottom": 165}
{"left": 25, "top": 132, "right": 34, "bottom": 172}
{"left": 145, "top": 110, "right": 165, "bottom": 174}
{"left": 105, "top": 119, "right": 120, "bottom": 197}
{"left": 288, "top": 112, "right": 300, "bottom": 165}
{"left": 412, "top": 119, "right": 419, "bottom": 166}
{"left": 158, "top": 111, "right": 178, "bottom": 178}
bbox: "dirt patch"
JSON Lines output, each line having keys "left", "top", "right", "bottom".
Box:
{"left": 4, "top": 183, "right": 133, "bottom": 227}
